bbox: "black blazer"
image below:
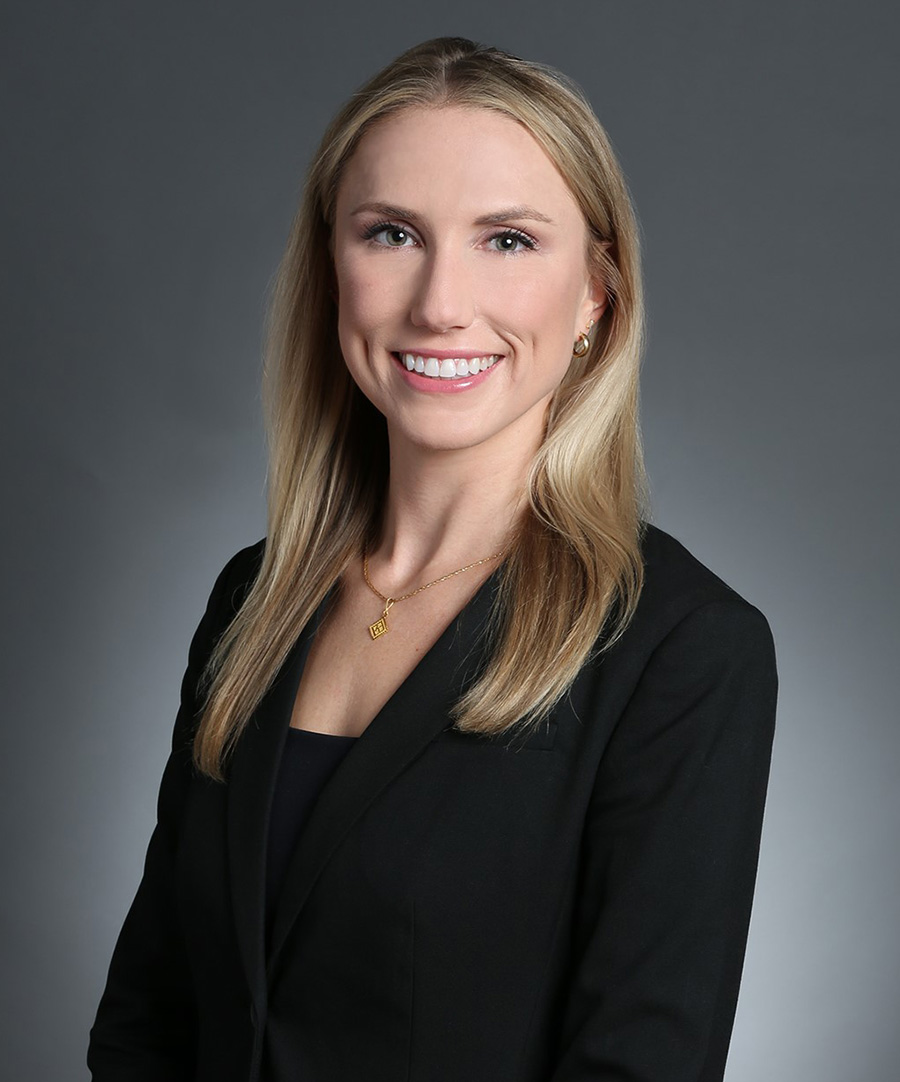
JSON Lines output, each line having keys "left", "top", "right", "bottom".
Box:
{"left": 88, "top": 523, "right": 778, "bottom": 1082}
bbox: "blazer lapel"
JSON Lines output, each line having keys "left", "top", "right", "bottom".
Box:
{"left": 266, "top": 569, "right": 499, "bottom": 978}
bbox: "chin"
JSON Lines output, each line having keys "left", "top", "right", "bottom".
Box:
{"left": 393, "top": 417, "right": 502, "bottom": 454}
{"left": 410, "top": 432, "right": 491, "bottom": 454}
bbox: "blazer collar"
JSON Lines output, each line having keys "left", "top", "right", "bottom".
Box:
{"left": 226, "top": 569, "right": 499, "bottom": 1001}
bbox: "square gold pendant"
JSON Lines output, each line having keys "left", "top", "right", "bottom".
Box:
{"left": 368, "top": 617, "right": 389, "bottom": 639}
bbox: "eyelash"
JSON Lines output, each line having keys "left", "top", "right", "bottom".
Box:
{"left": 489, "top": 227, "right": 539, "bottom": 253}
{"left": 360, "top": 221, "right": 540, "bottom": 253}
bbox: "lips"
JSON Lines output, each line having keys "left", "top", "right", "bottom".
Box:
{"left": 393, "top": 352, "right": 501, "bottom": 380}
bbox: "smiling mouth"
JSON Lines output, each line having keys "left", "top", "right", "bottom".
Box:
{"left": 392, "top": 352, "right": 501, "bottom": 380}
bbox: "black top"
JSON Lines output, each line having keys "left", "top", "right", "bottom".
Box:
{"left": 265, "top": 727, "right": 356, "bottom": 936}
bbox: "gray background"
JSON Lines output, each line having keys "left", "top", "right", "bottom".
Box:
{"left": 2, "top": 1, "right": 897, "bottom": 1078}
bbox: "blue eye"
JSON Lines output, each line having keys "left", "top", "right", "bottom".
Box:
{"left": 364, "top": 222, "right": 415, "bottom": 247}
{"left": 489, "top": 229, "right": 537, "bottom": 253}
{"left": 382, "top": 227, "right": 411, "bottom": 246}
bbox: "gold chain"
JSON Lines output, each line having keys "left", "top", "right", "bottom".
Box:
{"left": 362, "top": 545, "right": 504, "bottom": 640}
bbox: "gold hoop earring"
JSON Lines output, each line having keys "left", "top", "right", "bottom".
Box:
{"left": 572, "top": 318, "right": 595, "bottom": 358}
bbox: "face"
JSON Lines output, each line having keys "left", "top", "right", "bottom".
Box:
{"left": 332, "top": 105, "right": 604, "bottom": 462}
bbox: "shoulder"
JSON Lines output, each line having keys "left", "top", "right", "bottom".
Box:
{"left": 589, "top": 524, "right": 779, "bottom": 784}
{"left": 617, "top": 521, "right": 776, "bottom": 664}
{"left": 186, "top": 538, "right": 266, "bottom": 658}
{"left": 638, "top": 521, "right": 770, "bottom": 621}
{"left": 219, "top": 537, "right": 267, "bottom": 583}
{"left": 178, "top": 537, "right": 266, "bottom": 699}
{"left": 209, "top": 537, "right": 267, "bottom": 612}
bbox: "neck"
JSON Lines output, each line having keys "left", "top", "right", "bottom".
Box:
{"left": 370, "top": 427, "right": 537, "bottom": 588}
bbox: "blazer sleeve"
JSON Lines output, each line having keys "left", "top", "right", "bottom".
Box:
{"left": 87, "top": 548, "right": 251, "bottom": 1081}
{"left": 549, "top": 599, "right": 778, "bottom": 1082}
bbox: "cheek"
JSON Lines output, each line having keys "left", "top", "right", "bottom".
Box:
{"left": 337, "top": 260, "right": 408, "bottom": 338}
{"left": 485, "top": 267, "right": 581, "bottom": 346}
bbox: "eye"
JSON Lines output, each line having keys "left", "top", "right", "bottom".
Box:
{"left": 487, "top": 229, "right": 538, "bottom": 254}
{"left": 363, "top": 221, "right": 416, "bottom": 248}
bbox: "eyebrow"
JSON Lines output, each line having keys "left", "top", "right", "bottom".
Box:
{"left": 349, "top": 201, "right": 554, "bottom": 226}
{"left": 475, "top": 205, "right": 554, "bottom": 226}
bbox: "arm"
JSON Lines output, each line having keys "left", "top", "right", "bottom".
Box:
{"left": 87, "top": 547, "right": 255, "bottom": 1080}
{"left": 551, "top": 600, "right": 778, "bottom": 1082}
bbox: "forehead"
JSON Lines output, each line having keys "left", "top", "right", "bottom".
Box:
{"left": 335, "top": 105, "right": 584, "bottom": 224}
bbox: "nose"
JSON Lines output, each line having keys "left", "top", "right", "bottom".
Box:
{"left": 409, "top": 245, "right": 475, "bottom": 332}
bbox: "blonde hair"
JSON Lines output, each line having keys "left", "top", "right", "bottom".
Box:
{"left": 194, "top": 36, "right": 649, "bottom": 781}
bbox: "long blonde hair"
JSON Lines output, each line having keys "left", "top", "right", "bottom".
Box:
{"left": 194, "top": 36, "right": 649, "bottom": 781}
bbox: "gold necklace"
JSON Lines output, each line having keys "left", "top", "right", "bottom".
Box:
{"left": 362, "top": 546, "right": 504, "bottom": 640}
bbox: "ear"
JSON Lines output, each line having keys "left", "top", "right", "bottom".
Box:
{"left": 577, "top": 238, "right": 614, "bottom": 331}
{"left": 576, "top": 275, "right": 609, "bottom": 336}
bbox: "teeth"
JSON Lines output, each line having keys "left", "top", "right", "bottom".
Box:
{"left": 399, "top": 353, "right": 499, "bottom": 379}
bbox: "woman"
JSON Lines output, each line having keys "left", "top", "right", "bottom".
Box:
{"left": 88, "top": 37, "right": 778, "bottom": 1082}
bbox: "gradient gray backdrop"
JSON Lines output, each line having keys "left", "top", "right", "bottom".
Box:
{"left": 3, "top": 1, "right": 897, "bottom": 1078}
